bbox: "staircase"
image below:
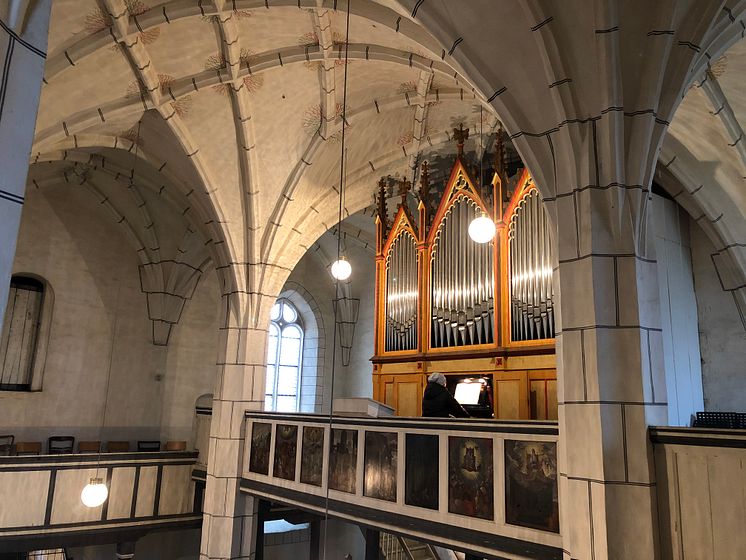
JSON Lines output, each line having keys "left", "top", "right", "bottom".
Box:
{"left": 379, "top": 533, "right": 440, "bottom": 560}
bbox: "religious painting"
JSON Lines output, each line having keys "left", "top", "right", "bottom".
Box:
{"left": 448, "top": 436, "right": 494, "bottom": 520}
{"left": 328, "top": 428, "right": 358, "bottom": 494}
{"left": 248, "top": 422, "right": 272, "bottom": 475}
{"left": 363, "top": 431, "right": 397, "bottom": 501}
{"left": 505, "top": 440, "right": 559, "bottom": 533}
{"left": 405, "top": 433, "right": 439, "bottom": 510}
{"left": 273, "top": 424, "right": 298, "bottom": 481}
{"left": 300, "top": 426, "right": 325, "bottom": 486}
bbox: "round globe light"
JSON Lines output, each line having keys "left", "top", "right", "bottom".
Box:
{"left": 330, "top": 258, "right": 352, "bottom": 281}
{"left": 468, "top": 215, "right": 496, "bottom": 243}
{"left": 81, "top": 478, "right": 108, "bottom": 508}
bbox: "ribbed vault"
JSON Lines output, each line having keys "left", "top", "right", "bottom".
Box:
{"left": 30, "top": 0, "right": 746, "bottom": 324}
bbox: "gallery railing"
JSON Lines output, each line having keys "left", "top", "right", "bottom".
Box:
{"left": 241, "top": 412, "right": 562, "bottom": 560}
{"left": 0, "top": 450, "right": 201, "bottom": 553}
{"left": 651, "top": 426, "right": 746, "bottom": 560}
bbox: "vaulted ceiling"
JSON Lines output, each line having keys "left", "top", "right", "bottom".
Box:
{"left": 29, "top": 0, "right": 746, "bottom": 312}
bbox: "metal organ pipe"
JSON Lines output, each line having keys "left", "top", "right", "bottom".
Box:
{"left": 385, "top": 232, "right": 418, "bottom": 351}
{"left": 430, "top": 196, "right": 495, "bottom": 348}
{"left": 509, "top": 190, "right": 555, "bottom": 341}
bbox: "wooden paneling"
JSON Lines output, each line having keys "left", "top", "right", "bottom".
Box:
{"left": 397, "top": 382, "right": 420, "bottom": 417}
{"left": 0, "top": 283, "right": 42, "bottom": 386}
{"left": 384, "top": 383, "right": 394, "bottom": 408}
{"left": 496, "top": 378, "right": 521, "bottom": 419}
{"left": 108, "top": 467, "right": 135, "bottom": 520}
{"left": 546, "top": 380, "right": 557, "bottom": 421}
{"left": 376, "top": 366, "right": 556, "bottom": 419}
{"left": 656, "top": 441, "right": 746, "bottom": 560}
{"left": 0, "top": 470, "right": 49, "bottom": 527}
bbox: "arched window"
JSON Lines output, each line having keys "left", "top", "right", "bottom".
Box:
{"left": 265, "top": 300, "right": 304, "bottom": 412}
{"left": 1, "top": 275, "right": 47, "bottom": 391}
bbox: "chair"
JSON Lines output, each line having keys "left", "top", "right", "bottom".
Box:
{"left": 0, "top": 435, "right": 13, "bottom": 456}
{"left": 15, "top": 441, "right": 42, "bottom": 455}
{"left": 692, "top": 411, "right": 738, "bottom": 429}
{"left": 165, "top": 440, "right": 186, "bottom": 451}
{"left": 78, "top": 441, "right": 101, "bottom": 453}
{"left": 48, "top": 436, "right": 75, "bottom": 454}
{"left": 106, "top": 441, "right": 130, "bottom": 453}
{"left": 137, "top": 440, "right": 161, "bottom": 452}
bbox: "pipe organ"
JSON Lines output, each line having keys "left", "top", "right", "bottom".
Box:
{"left": 373, "top": 133, "right": 558, "bottom": 420}
{"left": 509, "top": 189, "right": 555, "bottom": 341}
{"left": 431, "top": 197, "right": 495, "bottom": 348}
{"left": 385, "top": 231, "right": 418, "bottom": 352}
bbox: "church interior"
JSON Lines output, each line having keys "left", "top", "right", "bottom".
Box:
{"left": 1, "top": 1, "right": 746, "bottom": 559}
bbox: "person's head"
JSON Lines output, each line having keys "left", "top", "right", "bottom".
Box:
{"left": 428, "top": 372, "right": 447, "bottom": 387}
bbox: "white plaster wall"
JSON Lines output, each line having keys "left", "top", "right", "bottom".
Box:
{"left": 338, "top": 243, "right": 376, "bottom": 400}
{"left": 0, "top": 186, "right": 164, "bottom": 442}
{"left": 280, "top": 239, "right": 376, "bottom": 411}
{"left": 0, "top": 185, "right": 220, "bottom": 446}
{"left": 652, "top": 195, "right": 704, "bottom": 426}
{"left": 160, "top": 270, "right": 220, "bottom": 444}
{"left": 691, "top": 219, "right": 746, "bottom": 412}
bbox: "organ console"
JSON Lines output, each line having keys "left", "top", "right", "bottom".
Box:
{"left": 372, "top": 130, "right": 557, "bottom": 419}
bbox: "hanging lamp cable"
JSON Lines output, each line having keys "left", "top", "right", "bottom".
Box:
{"left": 323, "top": 2, "right": 351, "bottom": 558}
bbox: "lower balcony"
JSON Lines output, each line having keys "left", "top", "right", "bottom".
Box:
{"left": 0, "top": 450, "right": 201, "bottom": 553}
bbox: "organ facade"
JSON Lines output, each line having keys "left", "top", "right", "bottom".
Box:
{"left": 372, "top": 132, "right": 557, "bottom": 419}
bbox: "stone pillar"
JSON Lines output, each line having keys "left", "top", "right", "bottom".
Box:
{"left": 0, "top": 1, "right": 50, "bottom": 325}
{"left": 116, "top": 541, "right": 136, "bottom": 559}
{"left": 364, "top": 528, "right": 380, "bottom": 560}
{"left": 199, "top": 287, "right": 269, "bottom": 560}
{"left": 550, "top": 170, "right": 668, "bottom": 558}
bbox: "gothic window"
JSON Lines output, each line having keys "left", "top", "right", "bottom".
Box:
{"left": 265, "top": 300, "right": 304, "bottom": 412}
{"left": 0, "top": 276, "right": 46, "bottom": 391}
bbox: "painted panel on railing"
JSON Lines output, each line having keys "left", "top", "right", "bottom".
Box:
{"left": 404, "top": 433, "right": 438, "bottom": 510}
{"left": 273, "top": 424, "right": 298, "bottom": 481}
{"left": 448, "top": 436, "right": 494, "bottom": 520}
{"left": 329, "top": 429, "right": 357, "bottom": 493}
{"left": 300, "top": 426, "right": 324, "bottom": 486}
{"left": 249, "top": 422, "right": 272, "bottom": 475}
{"left": 505, "top": 440, "right": 559, "bottom": 533}
{"left": 363, "top": 431, "right": 397, "bottom": 502}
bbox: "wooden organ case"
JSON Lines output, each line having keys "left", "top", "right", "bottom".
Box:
{"left": 372, "top": 135, "right": 557, "bottom": 419}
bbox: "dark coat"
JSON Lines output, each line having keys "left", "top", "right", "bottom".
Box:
{"left": 422, "top": 382, "right": 470, "bottom": 418}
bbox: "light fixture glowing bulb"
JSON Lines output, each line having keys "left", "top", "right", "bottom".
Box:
{"left": 81, "top": 478, "right": 108, "bottom": 508}
{"left": 330, "top": 257, "right": 352, "bottom": 281}
{"left": 468, "top": 215, "right": 496, "bottom": 243}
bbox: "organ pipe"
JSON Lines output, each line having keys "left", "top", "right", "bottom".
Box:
{"left": 508, "top": 189, "right": 555, "bottom": 341}
{"left": 376, "top": 158, "right": 554, "bottom": 355}
{"left": 385, "top": 232, "right": 418, "bottom": 351}
{"left": 430, "top": 196, "right": 495, "bottom": 348}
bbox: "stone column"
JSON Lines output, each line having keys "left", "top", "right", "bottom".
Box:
{"left": 116, "top": 541, "right": 136, "bottom": 559}
{"left": 199, "top": 287, "right": 269, "bottom": 560}
{"left": 0, "top": 1, "right": 50, "bottom": 324}
{"left": 547, "top": 144, "right": 668, "bottom": 558}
